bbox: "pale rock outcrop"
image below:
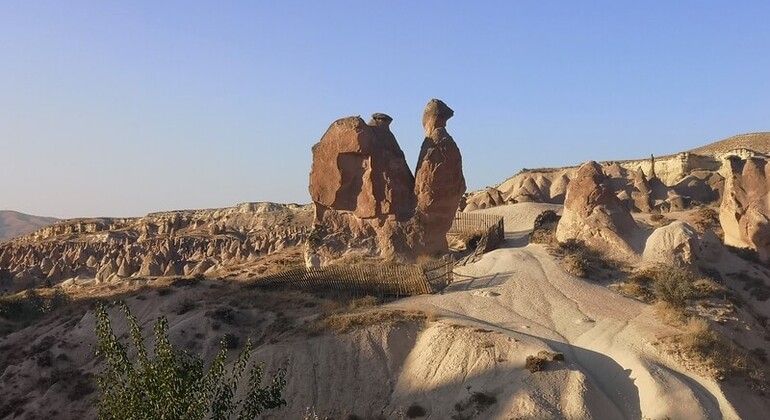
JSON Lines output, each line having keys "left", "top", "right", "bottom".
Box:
{"left": 556, "top": 161, "right": 640, "bottom": 255}
{"left": 720, "top": 156, "right": 770, "bottom": 261}
{"left": 642, "top": 222, "right": 699, "bottom": 268}
{"left": 464, "top": 188, "right": 506, "bottom": 211}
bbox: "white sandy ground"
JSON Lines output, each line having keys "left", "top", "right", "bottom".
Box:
{"left": 251, "top": 203, "right": 768, "bottom": 419}
{"left": 5, "top": 203, "right": 770, "bottom": 419}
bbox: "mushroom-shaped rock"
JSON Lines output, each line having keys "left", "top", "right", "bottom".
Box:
{"left": 414, "top": 99, "right": 466, "bottom": 255}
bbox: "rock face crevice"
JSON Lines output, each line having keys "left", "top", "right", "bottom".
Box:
{"left": 306, "top": 99, "right": 466, "bottom": 266}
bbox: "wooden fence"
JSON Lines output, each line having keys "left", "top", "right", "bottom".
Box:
{"left": 250, "top": 213, "right": 503, "bottom": 295}
{"left": 450, "top": 212, "right": 505, "bottom": 266}
{"left": 250, "top": 255, "right": 454, "bottom": 297}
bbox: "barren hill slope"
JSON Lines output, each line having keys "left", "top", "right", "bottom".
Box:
{"left": 2, "top": 203, "right": 768, "bottom": 419}
{"left": 0, "top": 211, "right": 57, "bottom": 242}
{"left": 689, "top": 132, "right": 770, "bottom": 156}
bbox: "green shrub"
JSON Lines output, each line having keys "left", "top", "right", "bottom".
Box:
{"left": 94, "top": 301, "right": 286, "bottom": 420}
{"left": 0, "top": 288, "right": 69, "bottom": 325}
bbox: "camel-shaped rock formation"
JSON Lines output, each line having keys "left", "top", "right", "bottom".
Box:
{"left": 306, "top": 99, "right": 466, "bottom": 266}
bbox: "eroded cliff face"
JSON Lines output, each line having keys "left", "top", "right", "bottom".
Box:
{"left": 465, "top": 152, "right": 726, "bottom": 214}
{"left": 0, "top": 202, "right": 312, "bottom": 292}
{"left": 306, "top": 99, "right": 465, "bottom": 266}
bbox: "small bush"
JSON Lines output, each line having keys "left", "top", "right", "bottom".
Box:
{"left": 406, "top": 404, "right": 427, "bottom": 418}
{"left": 529, "top": 229, "right": 555, "bottom": 245}
{"left": 533, "top": 210, "right": 560, "bottom": 231}
{"left": 525, "top": 355, "right": 546, "bottom": 373}
{"left": 0, "top": 289, "right": 69, "bottom": 325}
{"left": 679, "top": 317, "right": 748, "bottom": 377}
{"left": 552, "top": 239, "right": 615, "bottom": 278}
{"left": 312, "top": 310, "right": 427, "bottom": 334}
{"left": 525, "top": 351, "right": 563, "bottom": 373}
{"left": 453, "top": 389, "right": 497, "bottom": 419}
{"left": 693, "top": 207, "right": 720, "bottom": 233}
{"left": 94, "top": 301, "right": 287, "bottom": 419}
{"left": 206, "top": 307, "right": 237, "bottom": 325}
{"left": 176, "top": 299, "right": 196, "bottom": 315}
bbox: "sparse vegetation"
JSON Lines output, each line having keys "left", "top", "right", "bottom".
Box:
{"left": 679, "top": 317, "right": 750, "bottom": 379}
{"left": 311, "top": 309, "right": 428, "bottom": 334}
{"left": 406, "top": 404, "right": 427, "bottom": 418}
{"left": 93, "top": 301, "right": 286, "bottom": 419}
{"left": 552, "top": 239, "right": 616, "bottom": 278}
{"left": 529, "top": 210, "right": 560, "bottom": 245}
{"left": 618, "top": 266, "right": 724, "bottom": 310}
{"left": 525, "top": 350, "right": 564, "bottom": 373}
{"left": 693, "top": 207, "right": 721, "bottom": 234}
{"left": 452, "top": 386, "right": 497, "bottom": 420}
{"left": 0, "top": 288, "right": 69, "bottom": 326}
{"left": 728, "top": 271, "right": 770, "bottom": 301}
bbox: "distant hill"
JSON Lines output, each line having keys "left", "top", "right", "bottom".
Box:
{"left": 0, "top": 211, "right": 58, "bottom": 241}
{"left": 689, "top": 132, "right": 770, "bottom": 156}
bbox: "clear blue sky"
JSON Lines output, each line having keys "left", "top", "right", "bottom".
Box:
{"left": 1, "top": 1, "right": 768, "bottom": 218}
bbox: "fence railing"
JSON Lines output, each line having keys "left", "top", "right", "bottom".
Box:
{"left": 250, "top": 213, "right": 503, "bottom": 295}
{"left": 451, "top": 212, "right": 505, "bottom": 266}
{"left": 250, "top": 255, "right": 454, "bottom": 297}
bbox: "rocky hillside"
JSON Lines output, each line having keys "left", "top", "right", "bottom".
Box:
{"left": 464, "top": 132, "right": 770, "bottom": 214}
{"left": 0, "top": 211, "right": 57, "bottom": 242}
{"left": 690, "top": 132, "right": 770, "bottom": 156}
{"left": 0, "top": 202, "right": 311, "bottom": 293}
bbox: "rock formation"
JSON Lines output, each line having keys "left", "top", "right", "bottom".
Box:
{"left": 306, "top": 99, "right": 465, "bottom": 265}
{"left": 720, "top": 156, "right": 770, "bottom": 261}
{"left": 642, "top": 221, "right": 699, "bottom": 268}
{"left": 0, "top": 202, "right": 312, "bottom": 292}
{"left": 555, "top": 161, "right": 640, "bottom": 255}
{"left": 414, "top": 99, "right": 467, "bottom": 255}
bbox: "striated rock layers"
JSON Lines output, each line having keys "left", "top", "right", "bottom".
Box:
{"left": 556, "top": 161, "right": 640, "bottom": 256}
{"left": 720, "top": 156, "right": 770, "bottom": 261}
{"left": 307, "top": 99, "right": 465, "bottom": 265}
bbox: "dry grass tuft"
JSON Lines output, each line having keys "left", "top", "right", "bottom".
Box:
{"left": 525, "top": 350, "right": 564, "bottom": 373}
{"left": 552, "top": 239, "right": 617, "bottom": 278}
{"left": 620, "top": 266, "right": 724, "bottom": 309}
{"left": 311, "top": 310, "right": 428, "bottom": 334}
{"left": 692, "top": 207, "right": 721, "bottom": 234}
{"left": 679, "top": 317, "right": 749, "bottom": 378}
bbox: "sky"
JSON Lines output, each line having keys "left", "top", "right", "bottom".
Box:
{"left": 1, "top": 1, "right": 769, "bottom": 219}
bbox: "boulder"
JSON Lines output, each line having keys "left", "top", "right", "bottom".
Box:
{"left": 556, "top": 161, "right": 640, "bottom": 255}
{"left": 642, "top": 222, "right": 699, "bottom": 268}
